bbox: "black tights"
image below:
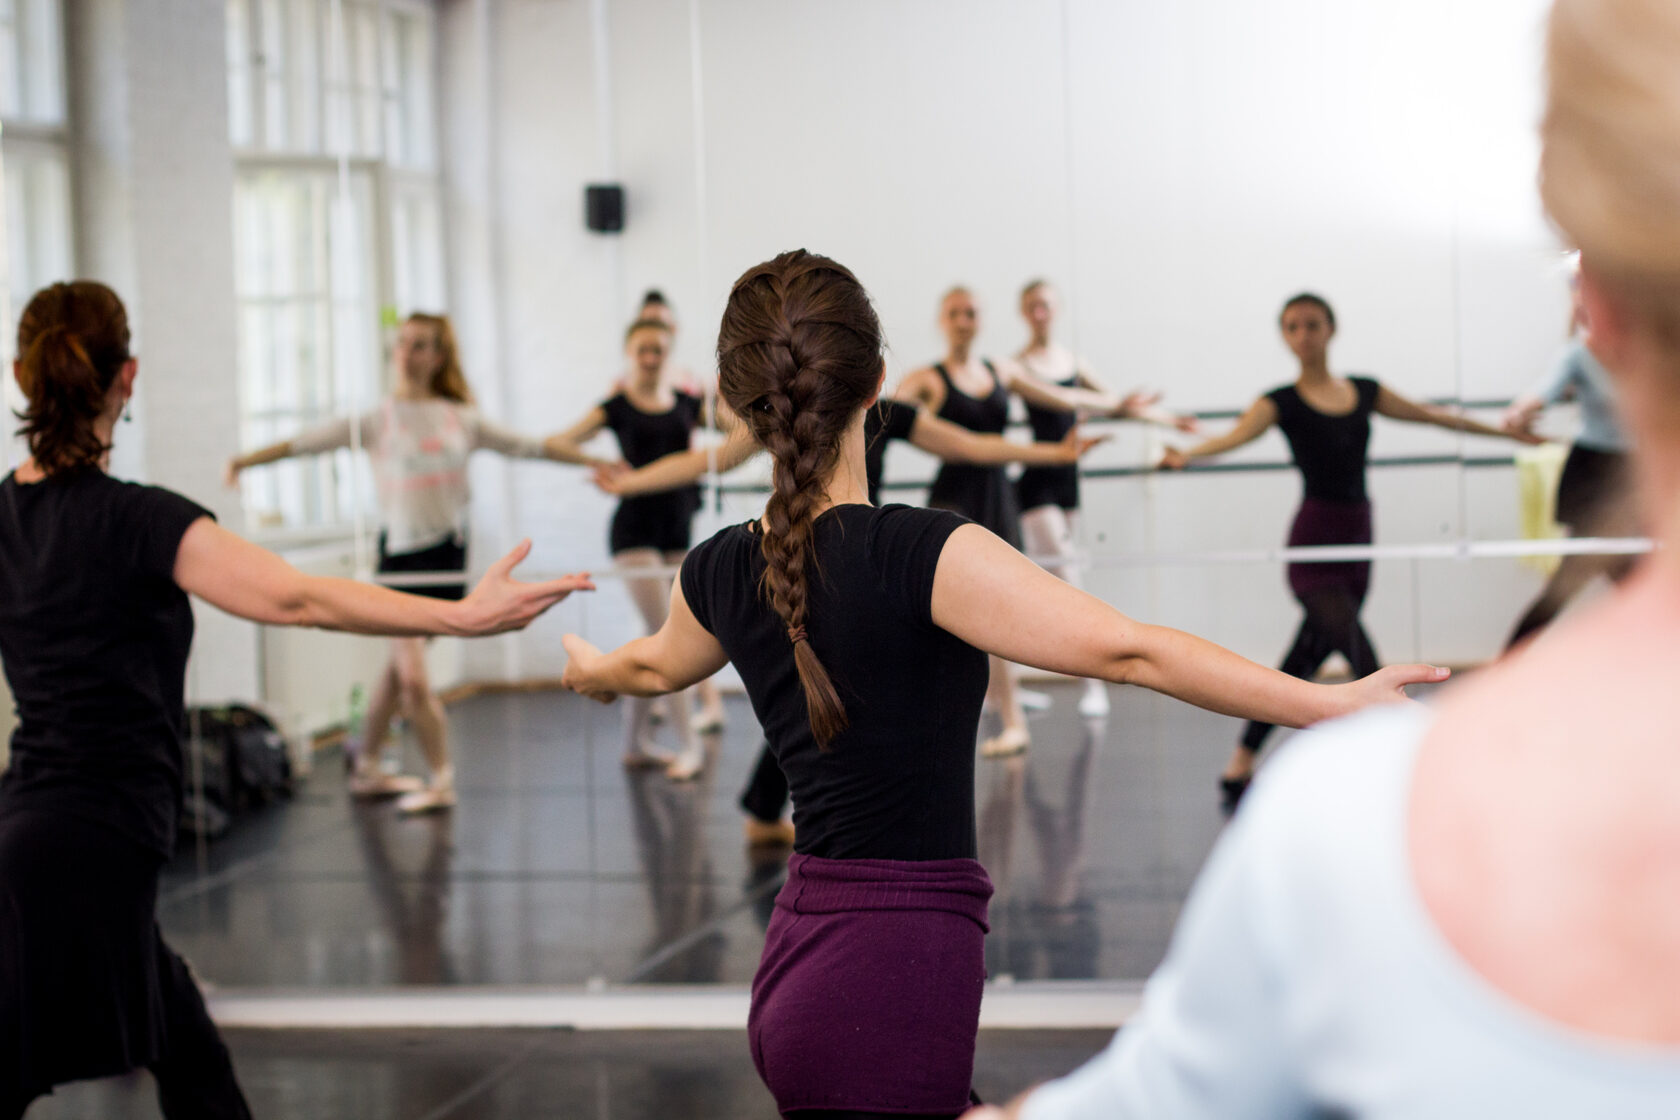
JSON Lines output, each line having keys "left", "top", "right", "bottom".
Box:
{"left": 1506, "top": 551, "right": 1637, "bottom": 649}
{"left": 740, "top": 739, "right": 789, "bottom": 825}
{"left": 1241, "top": 585, "right": 1379, "bottom": 753}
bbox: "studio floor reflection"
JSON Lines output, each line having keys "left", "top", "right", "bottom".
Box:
{"left": 156, "top": 681, "right": 1244, "bottom": 989}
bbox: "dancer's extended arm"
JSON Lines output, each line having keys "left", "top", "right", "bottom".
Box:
{"left": 930, "top": 523, "right": 1445, "bottom": 728}
{"left": 175, "top": 520, "right": 591, "bottom": 637}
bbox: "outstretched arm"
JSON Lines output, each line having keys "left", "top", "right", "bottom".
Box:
{"left": 560, "top": 579, "right": 729, "bottom": 700}
{"left": 908, "top": 410, "right": 1106, "bottom": 466}
{"left": 226, "top": 414, "right": 358, "bottom": 487}
{"left": 931, "top": 523, "right": 1446, "bottom": 727}
{"left": 595, "top": 425, "right": 761, "bottom": 497}
{"left": 174, "top": 519, "right": 592, "bottom": 637}
{"left": 1375, "top": 384, "right": 1544, "bottom": 444}
{"left": 542, "top": 405, "right": 614, "bottom": 466}
{"left": 1160, "top": 396, "right": 1278, "bottom": 468}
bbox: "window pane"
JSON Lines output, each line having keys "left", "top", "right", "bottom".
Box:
{"left": 233, "top": 168, "right": 379, "bottom": 530}
{"left": 1, "top": 1, "right": 22, "bottom": 121}
{"left": 225, "top": 0, "right": 255, "bottom": 146}
{"left": 18, "top": 0, "right": 64, "bottom": 124}
{"left": 287, "top": 0, "right": 321, "bottom": 152}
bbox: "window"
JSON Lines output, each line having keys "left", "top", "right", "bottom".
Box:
{"left": 1, "top": 0, "right": 72, "bottom": 466}
{"left": 226, "top": 0, "right": 447, "bottom": 534}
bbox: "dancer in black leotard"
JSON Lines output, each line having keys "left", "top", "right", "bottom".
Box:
{"left": 1015, "top": 279, "right": 1197, "bottom": 718}
{"left": 596, "top": 396, "right": 1105, "bottom": 845}
{"left": 898, "top": 287, "right": 1137, "bottom": 758}
{"left": 549, "top": 318, "right": 715, "bottom": 779}
{"left": 0, "top": 282, "right": 588, "bottom": 1118}
{"left": 1162, "top": 292, "right": 1540, "bottom": 811}
{"left": 560, "top": 250, "right": 1442, "bottom": 1119}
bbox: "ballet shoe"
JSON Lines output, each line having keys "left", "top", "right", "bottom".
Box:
{"left": 396, "top": 784, "right": 457, "bottom": 815}
{"left": 1219, "top": 774, "right": 1253, "bottom": 816}
{"left": 665, "top": 751, "right": 706, "bottom": 782}
{"left": 980, "top": 727, "right": 1031, "bottom": 758}
{"left": 690, "top": 710, "right": 726, "bottom": 735}
{"left": 622, "top": 745, "right": 675, "bottom": 771}
{"left": 1017, "top": 688, "right": 1052, "bottom": 712}
{"left": 743, "top": 818, "right": 796, "bottom": 848}
{"left": 1077, "top": 683, "right": 1111, "bottom": 718}
{"left": 348, "top": 771, "right": 426, "bottom": 798}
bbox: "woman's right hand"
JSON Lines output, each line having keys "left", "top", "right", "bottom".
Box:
{"left": 1332, "top": 663, "right": 1451, "bottom": 720}
{"left": 455, "top": 540, "right": 594, "bottom": 636}
{"left": 1500, "top": 396, "right": 1543, "bottom": 438}
{"left": 560, "top": 633, "right": 618, "bottom": 703}
{"left": 1055, "top": 427, "right": 1110, "bottom": 463}
{"left": 1158, "top": 446, "right": 1190, "bottom": 470}
{"left": 223, "top": 458, "right": 243, "bottom": 489}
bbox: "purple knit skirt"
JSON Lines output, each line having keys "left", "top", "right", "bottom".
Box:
{"left": 750, "top": 854, "right": 994, "bottom": 1116}
{"left": 1286, "top": 498, "right": 1373, "bottom": 603}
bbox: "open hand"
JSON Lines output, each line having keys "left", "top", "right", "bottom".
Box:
{"left": 1115, "top": 389, "right": 1162, "bottom": 419}
{"left": 1056, "top": 426, "right": 1111, "bottom": 462}
{"left": 223, "top": 459, "right": 243, "bottom": 489}
{"left": 591, "top": 461, "right": 632, "bottom": 495}
{"left": 561, "top": 633, "right": 618, "bottom": 703}
{"left": 1173, "top": 413, "right": 1202, "bottom": 434}
{"left": 1158, "top": 446, "right": 1190, "bottom": 470}
{"left": 457, "top": 540, "right": 593, "bottom": 636}
{"left": 1334, "top": 663, "right": 1451, "bottom": 719}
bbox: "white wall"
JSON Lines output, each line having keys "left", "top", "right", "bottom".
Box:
{"left": 441, "top": 0, "right": 1569, "bottom": 672}
{"left": 65, "top": 0, "right": 261, "bottom": 704}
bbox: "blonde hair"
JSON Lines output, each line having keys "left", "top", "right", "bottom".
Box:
{"left": 1542, "top": 0, "right": 1680, "bottom": 279}
{"left": 405, "top": 312, "right": 473, "bottom": 404}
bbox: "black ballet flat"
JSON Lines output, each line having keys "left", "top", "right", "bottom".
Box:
{"left": 1219, "top": 775, "right": 1252, "bottom": 816}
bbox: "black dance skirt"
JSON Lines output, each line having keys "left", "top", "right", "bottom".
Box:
{"left": 1016, "top": 465, "right": 1080, "bottom": 513}
{"left": 1556, "top": 445, "right": 1631, "bottom": 533}
{"left": 0, "top": 807, "right": 170, "bottom": 1098}
{"left": 377, "top": 532, "right": 468, "bottom": 601}
{"left": 928, "top": 464, "right": 1023, "bottom": 550}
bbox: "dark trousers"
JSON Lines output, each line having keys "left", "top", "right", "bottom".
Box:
{"left": 1240, "top": 584, "right": 1380, "bottom": 753}
{"left": 740, "top": 740, "right": 789, "bottom": 824}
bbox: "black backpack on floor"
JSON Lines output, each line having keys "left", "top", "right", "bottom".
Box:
{"left": 178, "top": 704, "right": 294, "bottom": 839}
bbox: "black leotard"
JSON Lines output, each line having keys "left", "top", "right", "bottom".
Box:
{"left": 1265, "top": 377, "right": 1380, "bottom": 503}
{"left": 602, "top": 390, "right": 703, "bottom": 553}
{"left": 925, "top": 362, "right": 1022, "bottom": 549}
{"left": 1016, "top": 373, "right": 1080, "bottom": 512}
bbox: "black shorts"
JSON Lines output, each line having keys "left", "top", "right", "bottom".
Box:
{"left": 610, "top": 493, "right": 697, "bottom": 555}
{"left": 377, "top": 533, "right": 468, "bottom": 601}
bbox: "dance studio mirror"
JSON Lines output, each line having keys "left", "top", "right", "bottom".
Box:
{"left": 1, "top": 0, "right": 1603, "bottom": 1002}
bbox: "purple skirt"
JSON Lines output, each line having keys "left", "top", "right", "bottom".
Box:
{"left": 750, "top": 854, "right": 994, "bottom": 1116}
{"left": 1286, "top": 498, "right": 1373, "bottom": 603}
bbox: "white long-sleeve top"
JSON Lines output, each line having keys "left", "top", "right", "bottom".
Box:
{"left": 290, "top": 398, "right": 547, "bottom": 553}
{"left": 1023, "top": 705, "right": 1680, "bottom": 1119}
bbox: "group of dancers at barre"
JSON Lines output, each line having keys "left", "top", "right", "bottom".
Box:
{"left": 0, "top": 260, "right": 1624, "bottom": 1117}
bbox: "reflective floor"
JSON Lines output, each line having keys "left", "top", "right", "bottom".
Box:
{"left": 157, "top": 680, "right": 1251, "bottom": 989}
{"left": 26, "top": 1028, "right": 1116, "bottom": 1119}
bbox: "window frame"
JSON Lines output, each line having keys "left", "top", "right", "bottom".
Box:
{"left": 227, "top": 0, "right": 450, "bottom": 540}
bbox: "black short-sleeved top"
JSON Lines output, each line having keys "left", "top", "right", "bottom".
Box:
{"left": 863, "top": 398, "right": 919, "bottom": 506}
{"left": 0, "top": 470, "right": 213, "bottom": 856}
{"left": 681, "top": 504, "right": 987, "bottom": 861}
{"left": 1266, "top": 376, "right": 1381, "bottom": 504}
{"left": 602, "top": 390, "right": 704, "bottom": 548}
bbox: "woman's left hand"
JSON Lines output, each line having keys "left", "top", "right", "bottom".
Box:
{"left": 561, "top": 633, "right": 618, "bottom": 703}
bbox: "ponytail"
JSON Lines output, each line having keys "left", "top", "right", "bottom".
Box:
{"left": 15, "top": 282, "right": 132, "bottom": 476}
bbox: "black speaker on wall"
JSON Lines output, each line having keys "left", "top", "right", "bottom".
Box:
{"left": 585, "top": 184, "right": 625, "bottom": 233}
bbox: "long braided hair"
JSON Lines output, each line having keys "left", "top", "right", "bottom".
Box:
{"left": 715, "top": 251, "right": 884, "bottom": 748}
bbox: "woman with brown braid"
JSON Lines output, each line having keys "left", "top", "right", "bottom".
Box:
{"left": 560, "top": 250, "right": 1443, "bottom": 1119}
